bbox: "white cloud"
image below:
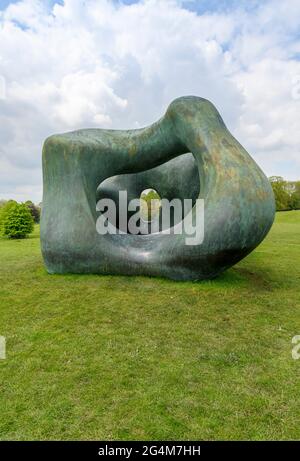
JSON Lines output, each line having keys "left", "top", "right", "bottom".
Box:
{"left": 0, "top": 0, "right": 299, "bottom": 202}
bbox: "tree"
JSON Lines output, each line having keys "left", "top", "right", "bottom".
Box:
{"left": 0, "top": 200, "right": 17, "bottom": 235}
{"left": 290, "top": 181, "right": 300, "bottom": 210}
{"left": 2, "top": 202, "right": 34, "bottom": 238}
{"left": 25, "top": 200, "right": 41, "bottom": 223}
{"left": 269, "top": 176, "right": 292, "bottom": 211}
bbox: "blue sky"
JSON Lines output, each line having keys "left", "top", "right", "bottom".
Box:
{"left": 0, "top": 0, "right": 299, "bottom": 202}
{"left": 0, "top": 0, "right": 63, "bottom": 8}
{"left": 0, "top": 0, "right": 265, "bottom": 13}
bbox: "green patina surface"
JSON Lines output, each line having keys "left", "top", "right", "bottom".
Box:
{"left": 41, "top": 96, "right": 275, "bottom": 280}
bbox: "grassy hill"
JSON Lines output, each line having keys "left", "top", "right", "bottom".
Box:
{"left": 0, "top": 211, "right": 299, "bottom": 440}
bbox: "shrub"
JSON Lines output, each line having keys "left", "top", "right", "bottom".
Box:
{"left": 2, "top": 202, "right": 34, "bottom": 239}
{"left": 0, "top": 200, "right": 17, "bottom": 235}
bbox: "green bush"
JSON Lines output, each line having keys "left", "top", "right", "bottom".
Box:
{"left": 0, "top": 200, "right": 17, "bottom": 235}
{"left": 1, "top": 202, "right": 34, "bottom": 239}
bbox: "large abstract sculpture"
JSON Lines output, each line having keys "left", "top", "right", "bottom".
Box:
{"left": 41, "top": 96, "right": 275, "bottom": 280}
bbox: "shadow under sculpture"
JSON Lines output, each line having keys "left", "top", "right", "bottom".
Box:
{"left": 41, "top": 96, "right": 275, "bottom": 280}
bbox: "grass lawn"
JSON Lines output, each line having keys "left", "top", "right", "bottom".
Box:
{"left": 0, "top": 211, "right": 299, "bottom": 440}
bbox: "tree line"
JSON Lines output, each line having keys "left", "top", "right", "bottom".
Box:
{"left": 269, "top": 177, "right": 300, "bottom": 211}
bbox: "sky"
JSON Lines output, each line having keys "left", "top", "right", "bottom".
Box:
{"left": 0, "top": 0, "right": 299, "bottom": 203}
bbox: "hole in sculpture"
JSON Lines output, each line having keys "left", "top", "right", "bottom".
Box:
{"left": 140, "top": 188, "right": 161, "bottom": 223}
{"left": 96, "top": 153, "right": 200, "bottom": 235}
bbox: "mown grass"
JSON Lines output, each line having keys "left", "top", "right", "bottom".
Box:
{"left": 0, "top": 211, "right": 299, "bottom": 440}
